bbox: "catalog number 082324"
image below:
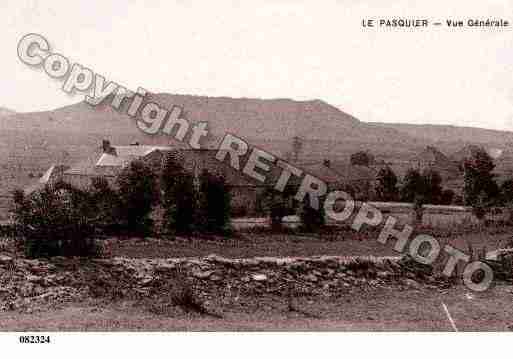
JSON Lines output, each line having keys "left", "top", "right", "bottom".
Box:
{"left": 19, "top": 335, "right": 51, "bottom": 344}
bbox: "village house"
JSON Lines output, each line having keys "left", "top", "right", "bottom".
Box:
{"left": 25, "top": 141, "right": 378, "bottom": 217}
{"left": 298, "top": 159, "right": 377, "bottom": 200}
{"left": 27, "top": 140, "right": 285, "bottom": 216}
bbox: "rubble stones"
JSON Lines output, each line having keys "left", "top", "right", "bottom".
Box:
{"left": 0, "top": 255, "right": 13, "bottom": 265}
{"left": 192, "top": 269, "right": 215, "bottom": 279}
{"left": 377, "top": 271, "right": 390, "bottom": 279}
{"left": 26, "top": 275, "right": 43, "bottom": 284}
{"left": 0, "top": 253, "right": 457, "bottom": 313}
{"left": 403, "top": 278, "right": 421, "bottom": 289}
{"left": 209, "top": 274, "right": 223, "bottom": 281}
{"left": 303, "top": 274, "right": 318, "bottom": 282}
{"left": 251, "top": 274, "right": 267, "bottom": 281}
{"left": 139, "top": 276, "right": 155, "bottom": 286}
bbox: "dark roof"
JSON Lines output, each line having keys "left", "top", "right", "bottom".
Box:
{"left": 60, "top": 144, "right": 377, "bottom": 190}
{"left": 63, "top": 146, "right": 279, "bottom": 187}
{"left": 450, "top": 144, "right": 486, "bottom": 162}
{"left": 25, "top": 164, "right": 70, "bottom": 194}
{"left": 416, "top": 146, "right": 451, "bottom": 164}
{"left": 297, "top": 161, "right": 376, "bottom": 184}
{"left": 170, "top": 149, "right": 280, "bottom": 187}
{"left": 63, "top": 145, "right": 173, "bottom": 177}
{"left": 329, "top": 162, "right": 377, "bottom": 182}
{"left": 299, "top": 162, "right": 343, "bottom": 184}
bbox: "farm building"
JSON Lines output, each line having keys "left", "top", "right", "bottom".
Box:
{"left": 25, "top": 141, "right": 382, "bottom": 217}
{"left": 26, "top": 140, "right": 287, "bottom": 216}
{"left": 298, "top": 160, "right": 377, "bottom": 200}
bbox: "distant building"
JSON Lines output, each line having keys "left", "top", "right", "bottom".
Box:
{"left": 298, "top": 159, "right": 377, "bottom": 200}
{"left": 60, "top": 140, "right": 171, "bottom": 188}
{"left": 414, "top": 146, "right": 459, "bottom": 180}
{"left": 24, "top": 164, "right": 70, "bottom": 195}
{"left": 28, "top": 140, "right": 282, "bottom": 216}
{"left": 26, "top": 141, "right": 381, "bottom": 216}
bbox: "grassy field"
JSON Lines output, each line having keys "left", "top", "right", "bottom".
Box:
{"left": 108, "top": 227, "right": 513, "bottom": 259}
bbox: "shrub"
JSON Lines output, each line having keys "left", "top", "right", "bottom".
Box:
{"left": 168, "top": 272, "right": 202, "bottom": 312}
{"left": 117, "top": 160, "right": 159, "bottom": 236}
{"left": 12, "top": 184, "right": 100, "bottom": 258}
{"left": 154, "top": 267, "right": 220, "bottom": 317}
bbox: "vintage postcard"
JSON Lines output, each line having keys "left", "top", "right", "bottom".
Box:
{"left": 1, "top": 0, "right": 513, "bottom": 355}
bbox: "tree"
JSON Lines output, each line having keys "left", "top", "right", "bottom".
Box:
{"left": 160, "top": 153, "right": 197, "bottom": 234}
{"left": 440, "top": 189, "right": 455, "bottom": 205}
{"left": 500, "top": 179, "right": 513, "bottom": 223}
{"left": 89, "top": 177, "right": 121, "bottom": 233}
{"left": 400, "top": 169, "right": 424, "bottom": 203}
{"left": 401, "top": 168, "right": 453, "bottom": 206}
{"left": 375, "top": 166, "right": 399, "bottom": 202}
{"left": 400, "top": 168, "right": 426, "bottom": 226}
{"left": 453, "top": 194, "right": 464, "bottom": 206}
{"left": 117, "top": 160, "right": 159, "bottom": 235}
{"left": 413, "top": 196, "right": 425, "bottom": 228}
{"left": 198, "top": 170, "right": 231, "bottom": 233}
{"left": 463, "top": 148, "right": 498, "bottom": 207}
{"left": 501, "top": 179, "right": 513, "bottom": 204}
{"left": 421, "top": 169, "right": 443, "bottom": 205}
{"left": 350, "top": 151, "right": 374, "bottom": 166}
{"left": 462, "top": 148, "right": 499, "bottom": 226}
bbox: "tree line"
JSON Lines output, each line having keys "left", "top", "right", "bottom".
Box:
{"left": 12, "top": 152, "right": 231, "bottom": 258}
{"left": 371, "top": 147, "right": 513, "bottom": 221}
{"left": 12, "top": 146, "right": 513, "bottom": 258}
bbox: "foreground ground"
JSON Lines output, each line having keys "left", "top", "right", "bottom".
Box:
{"left": 1, "top": 284, "right": 512, "bottom": 331}
{"left": 1, "top": 227, "right": 512, "bottom": 331}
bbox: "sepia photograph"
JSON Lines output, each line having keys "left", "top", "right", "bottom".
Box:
{"left": 1, "top": 0, "right": 513, "bottom": 355}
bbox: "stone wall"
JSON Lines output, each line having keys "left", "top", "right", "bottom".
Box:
{"left": 0, "top": 252, "right": 443, "bottom": 313}
{"left": 327, "top": 201, "right": 510, "bottom": 229}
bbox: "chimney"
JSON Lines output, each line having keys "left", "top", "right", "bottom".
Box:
{"left": 102, "top": 140, "right": 116, "bottom": 155}
{"left": 323, "top": 159, "right": 331, "bottom": 168}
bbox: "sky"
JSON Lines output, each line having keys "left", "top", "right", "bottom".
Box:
{"left": 2, "top": 0, "right": 513, "bottom": 130}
